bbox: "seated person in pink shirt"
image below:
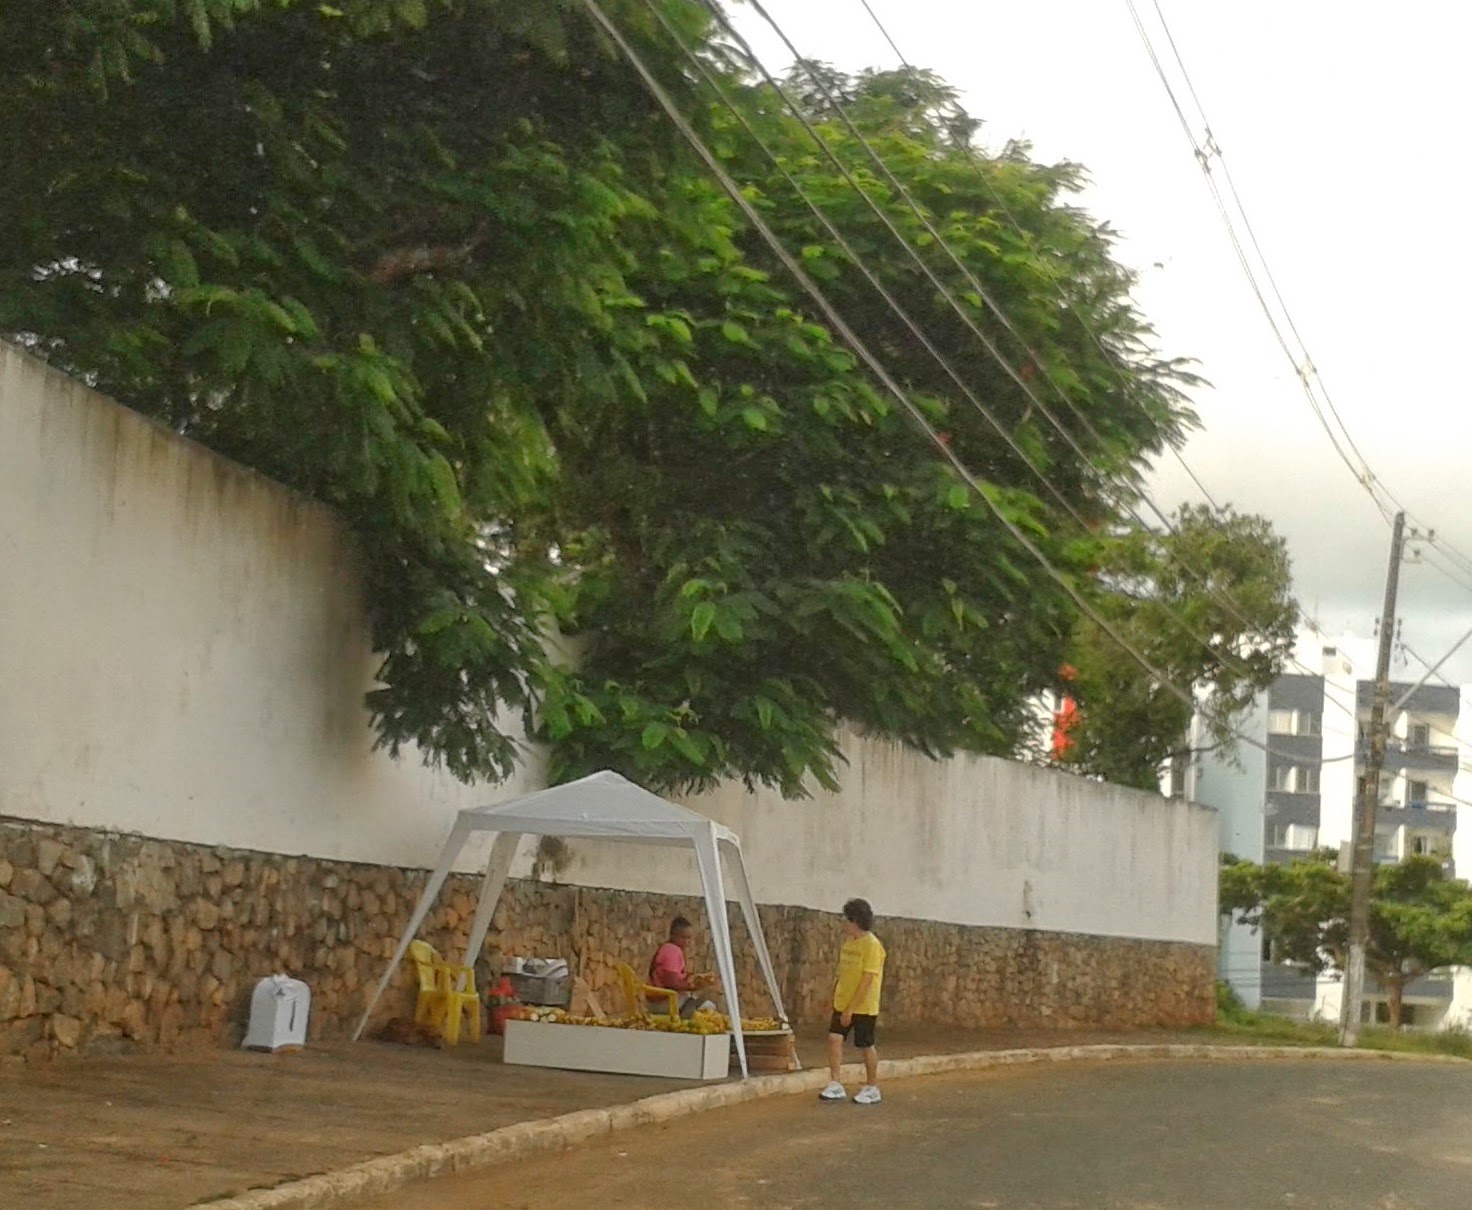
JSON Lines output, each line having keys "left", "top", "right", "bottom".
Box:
{"left": 647, "top": 916, "right": 722, "bottom": 1018}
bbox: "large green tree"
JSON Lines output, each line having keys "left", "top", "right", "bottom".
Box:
{"left": 1060, "top": 504, "right": 1298, "bottom": 790}
{"left": 1, "top": 0, "right": 1287, "bottom": 795}
{"left": 1222, "top": 852, "right": 1472, "bottom": 1028}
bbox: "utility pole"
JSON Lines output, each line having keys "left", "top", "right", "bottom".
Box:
{"left": 1339, "top": 510, "right": 1406, "bottom": 1046}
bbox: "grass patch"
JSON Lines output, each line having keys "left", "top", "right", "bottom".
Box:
{"left": 1357, "top": 1025, "right": 1472, "bottom": 1059}
{"left": 1207, "top": 981, "right": 1472, "bottom": 1059}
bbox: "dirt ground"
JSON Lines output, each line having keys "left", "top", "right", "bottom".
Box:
{"left": 0, "top": 1026, "right": 1232, "bottom": 1209}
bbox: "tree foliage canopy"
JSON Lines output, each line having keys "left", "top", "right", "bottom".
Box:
{"left": 3, "top": 0, "right": 1293, "bottom": 794}
{"left": 1222, "top": 852, "right": 1472, "bottom": 1027}
{"left": 1062, "top": 504, "right": 1297, "bottom": 790}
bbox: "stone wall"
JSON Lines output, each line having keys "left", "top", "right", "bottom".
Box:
{"left": 0, "top": 815, "right": 1214, "bottom": 1060}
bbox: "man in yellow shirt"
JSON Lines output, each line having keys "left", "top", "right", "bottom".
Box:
{"left": 820, "top": 897, "right": 885, "bottom": 1105}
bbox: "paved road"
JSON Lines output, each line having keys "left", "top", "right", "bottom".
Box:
{"left": 357, "top": 1059, "right": 1472, "bottom": 1209}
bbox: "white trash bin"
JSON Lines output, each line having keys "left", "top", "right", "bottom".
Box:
{"left": 242, "top": 974, "right": 311, "bottom": 1052}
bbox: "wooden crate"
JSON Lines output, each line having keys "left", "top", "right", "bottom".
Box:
{"left": 734, "top": 1030, "right": 796, "bottom": 1073}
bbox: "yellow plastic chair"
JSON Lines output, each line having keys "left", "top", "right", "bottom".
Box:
{"left": 408, "top": 940, "right": 443, "bottom": 1026}
{"left": 408, "top": 940, "right": 482, "bottom": 1045}
{"left": 435, "top": 959, "right": 482, "bottom": 1046}
{"left": 616, "top": 961, "right": 678, "bottom": 1018}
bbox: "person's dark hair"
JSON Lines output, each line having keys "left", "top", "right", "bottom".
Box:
{"left": 842, "top": 898, "right": 874, "bottom": 931}
{"left": 669, "top": 916, "right": 693, "bottom": 937}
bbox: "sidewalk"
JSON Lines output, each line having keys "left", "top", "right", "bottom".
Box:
{"left": 0, "top": 1026, "right": 1217, "bottom": 1209}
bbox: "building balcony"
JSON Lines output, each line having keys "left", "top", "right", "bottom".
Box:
{"left": 1376, "top": 800, "right": 1457, "bottom": 827}
{"left": 1382, "top": 741, "right": 1459, "bottom": 775}
{"left": 1358, "top": 682, "right": 1460, "bottom": 717}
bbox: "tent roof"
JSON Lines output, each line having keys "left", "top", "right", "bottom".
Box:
{"left": 460, "top": 770, "right": 739, "bottom": 844}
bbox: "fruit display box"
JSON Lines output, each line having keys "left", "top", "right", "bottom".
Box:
{"left": 502, "top": 1019, "right": 730, "bottom": 1080}
{"left": 737, "top": 1029, "right": 797, "bottom": 1073}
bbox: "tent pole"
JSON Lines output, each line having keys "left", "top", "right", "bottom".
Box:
{"left": 694, "top": 824, "right": 746, "bottom": 1077}
{"left": 460, "top": 832, "right": 521, "bottom": 972}
{"left": 723, "top": 840, "right": 798, "bottom": 1070}
{"left": 723, "top": 841, "right": 788, "bottom": 1022}
{"left": 352, "top": 818, "right": 469, "bottom": 1040}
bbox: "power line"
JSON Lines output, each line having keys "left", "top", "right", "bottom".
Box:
{"left": 1414, "top": 543, "right": 1472, "bottom": 599}
{"left": 1123, "top": 0, "right": 1472, "bottom": 683}
{"left": 842, "top": 1, "right": 1376, "bottom": 708}
{"left": 1121, "top": 0, "right": 1369, "bottom": 492}
{"left": 1397, "top": 642, "right": 1458, "bottom": 691}
{"left": 728, "top": 4, "right": 1127, "bottom": 492}
{"left": 764, "top": 2, "right": 1471, "bottom": 771}
{"left": 712, "top": 2, "right": 1311, "bottom": 695}
{"left": 580, "top": 0, "right": 1358, "bottom": 769}
{"left": 746, "top": 0, "right": 1180, "bottom": 503}
{"left": 1122, "top": 0, "right": 1472, "bottom": 589}
{"left": 740, "top": 0, "right": 1363, "bottom": 727}
{"left": 1389, "top": 619, "right": 1472, "bottom": 713}
{"left": 858, "top": 0, "right": 1222, "bottom": 504}
{"left": 857, "top": 0, "right": 1472, "bottom": 708}
{"left": 579, "top": 0, "right": 1318, "bottom": 771}
{"left": 685, "top": 0, "right": 1307, "bottom": 724}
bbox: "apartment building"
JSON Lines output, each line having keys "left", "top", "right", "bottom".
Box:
{"left": 1193, "top": 635, "right": 1472, "bottom": 1029}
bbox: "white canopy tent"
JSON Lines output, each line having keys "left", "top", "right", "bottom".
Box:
{"left": 353, "top": 770, "right": 790, "bottom": 1077}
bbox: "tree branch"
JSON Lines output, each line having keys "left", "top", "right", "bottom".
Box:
{"left": 365, "top": 227, "right": 490, "bottom": 286}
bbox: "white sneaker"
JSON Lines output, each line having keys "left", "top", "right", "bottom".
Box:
{"left": 854, "top": 1085, "right": 882, "bottom": 1105}
{"left": 818, "top": 1081, "right": 847, "bottom": 1101}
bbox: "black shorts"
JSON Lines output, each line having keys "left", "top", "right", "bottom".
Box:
{"left": 829, "top": 1010, "right": 878, "bottom": 1049}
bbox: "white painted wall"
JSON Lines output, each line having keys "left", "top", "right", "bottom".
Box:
{"left": 0, "top": 344, "right": 532, "bottom": 868}
{"left": 1, "top": 343, "right": 1217, "bottom": 948}
{"left": 547, "top": 733, "right": 1219, "bottom": 945}
{"left": 1317, "top": 640, "right": 1360, "bottom": 852}
{"left": 1454, "top": 689, "right": 1472, "bottom": 881}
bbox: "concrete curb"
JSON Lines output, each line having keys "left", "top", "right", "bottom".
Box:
{"left": 200, "top": 1043, "right": 1466, "bottom": 1209}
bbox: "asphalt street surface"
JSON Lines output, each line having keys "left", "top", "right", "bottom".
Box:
{"left": 356, "top": 1058, "right": 1472, "bottom": 1209}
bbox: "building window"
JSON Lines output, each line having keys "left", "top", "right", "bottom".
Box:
{"left": 1271, "top": 765, "right": 1319, "bottom": 794}
{"left": 1407, "top": 779, "right": 1429, "bottom": 807}
{"left": 1268, "top": 709, "right": 1321, "bottom": 737}
{"left": 1286, "top": 824, "right": 1317, "bottom": 850}
{"left": 1411, "top": 835, "right": 1441, "bottom": 857}
{"left": 1409, "top": 722, "right": 1431, "bottom": 748}
{"left": 1269, "top": 823, "right": 1318, "bottom": 850}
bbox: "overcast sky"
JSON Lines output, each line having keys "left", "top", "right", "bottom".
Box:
{"left": 730, "top": 0, "right": 1472, "bottom": 685}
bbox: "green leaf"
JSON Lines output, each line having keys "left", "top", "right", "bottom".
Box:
{"left": 425, "top": 453, "right": 461, "bottom": 513}
{"left": 945, "top": 483, "right": 970, "bottom": 510}
{"left": 292, "top": 233, "right": 340, "bottom": 281}
{"left": 670, "top": 729, "right": 705, "bottom": 766}
{"left": 690, "top": 601, "right": 716, "bottom": 641}
{"left": 641, "top": 721, "right": 668, "bottom": 750}
{"left": 740, "top": 407, "right": 769, "bottom": 432}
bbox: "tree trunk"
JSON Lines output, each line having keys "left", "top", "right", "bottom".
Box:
{"left": 1387, "top": 979, "right": 1405, "bottom": 1029}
